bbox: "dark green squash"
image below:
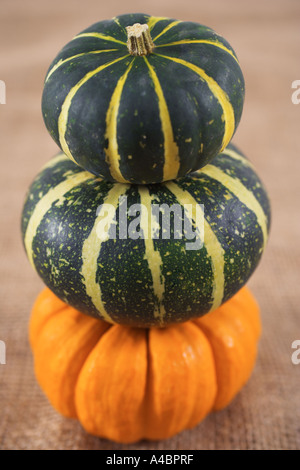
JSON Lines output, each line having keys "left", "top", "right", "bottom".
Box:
{"left": 22, "top": 143, "right": 270, "bottom": 327}
{"left": 42, "top": 13, "right": 245, "bottom": 184}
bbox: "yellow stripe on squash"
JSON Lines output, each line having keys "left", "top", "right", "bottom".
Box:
{"left": 46, "top": 49, "right": 119, "bottom": 82}
{"left": 147, "top": 16, "right": 170, "bottom": 31}
{"left": 200, "top": 164, "right": 268, "bottom": 250}
{"left": 138, "top": 187, "right": 166, "bottom": 323}
{"left": 73, "top": 32, "right": 127, "bottom": 46}
{"left": 58, "top": 55, "right": 129, "bottom": 165}
{"left": 104, "top": 59, "right": 135, "bottom": 183}
{"left": 221, "top": 147, "right": 255, "bottom": 169}
{"left": 155, "top": 53, "right": 235, "bottom": 152}
{"left": 24, "top": 170, "right": 93, "bottom": 269}
{"left": 81, "top": 183, "right": 130, "bottom": 323}
{"left": 155, "top": 39, "right": 239, "bottom": 64}
{"left": 165, "top": 181, "right": 225, "bottom": 312}
{"left": 152, "top": 20, "right": 182, "bottom": 42}
{"left": 144, "top": 56, "right": 180, "bottom": 181}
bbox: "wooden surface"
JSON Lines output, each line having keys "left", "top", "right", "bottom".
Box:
{"left": 0, "top": 0, "right": 299, "bottom": 450}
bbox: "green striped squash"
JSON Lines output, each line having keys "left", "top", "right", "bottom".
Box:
{"left": 22, "top": 144, "right": 270, "bottom": 327}
{"left": 42, "top": 13, "right": 245, "bottom": 184}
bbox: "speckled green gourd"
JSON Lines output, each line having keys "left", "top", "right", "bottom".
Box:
{"left": 21, "top": 143, "right": 270, "bottom": 327}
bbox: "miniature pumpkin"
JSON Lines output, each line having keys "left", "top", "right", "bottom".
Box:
{"left": 42, "top": 13, "right": 245, "bottom": 183}
{"left": 22, "top": 143, "right": 270, "bottom": 327}
{"left": 30, "top": 285, "right": 261, "bottom": 443}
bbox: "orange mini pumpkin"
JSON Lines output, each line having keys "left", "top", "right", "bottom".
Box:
{"left": 30, "top": 286, "right": 261, "bottom": 443}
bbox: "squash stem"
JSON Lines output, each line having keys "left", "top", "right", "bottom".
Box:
{"left": 126, "top": 23, "right": 154, "bottom": 56}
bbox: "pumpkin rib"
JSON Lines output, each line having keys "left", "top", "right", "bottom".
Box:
{"left": 30, "top": 288, "right": 69, "bottom": 350}
{"left": 142, "top": 328, "right": 152, "bottom": 440}
{"left": 196, "top": 318, "right": 257, "bottom": 411}
{"left": 75, "top": 326, "right": 148, "bottom": 443}
{"left": 232, "top": 287, "right": 262, "bottom": 340}
{"left": 193, "top": 287, "right": 261, "bottom": 410}
{"left": 33, "top": 309, "right": 110, "bottom": 418}
{"left": 214, "top": 286, "right": 262, "bottom": 342}
{"left": 144, "top": 323, "right": 217, "bottom": 440}
{"left": 175, "top": 324, "right": 217, "bottom": 431}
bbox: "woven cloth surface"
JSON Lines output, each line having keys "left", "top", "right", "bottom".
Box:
{"left": 0, "top": 0, "right": 299, "bottom": 450}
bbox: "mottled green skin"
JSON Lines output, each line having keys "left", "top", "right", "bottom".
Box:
{"left": 22, "top": 144, "right": 271, "bottom": 327}
{"left": 42, "top": 13, "right": 245, "bottom": 183}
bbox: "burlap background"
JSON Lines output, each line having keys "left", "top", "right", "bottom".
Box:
{"left": 0, "top": 0, "right": 299, "bottom": 450}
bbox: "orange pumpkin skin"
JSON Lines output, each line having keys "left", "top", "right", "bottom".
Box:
{"left": 30, "top": 287, "right": 261, "bottom": 443}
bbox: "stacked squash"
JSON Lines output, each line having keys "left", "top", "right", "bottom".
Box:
{"left": 22, "top": 14, "right": 271, "bottom": 443}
